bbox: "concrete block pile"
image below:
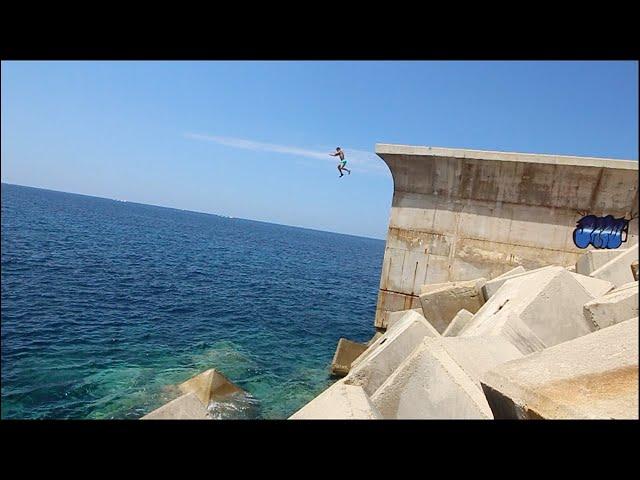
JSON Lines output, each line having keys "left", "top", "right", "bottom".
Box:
{"left": 296, "top": 245, "right": 638, "bottom": 420}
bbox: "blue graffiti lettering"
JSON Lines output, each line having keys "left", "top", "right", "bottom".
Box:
{"left": 573, "top": 215, "right": 629, "bottom": 249}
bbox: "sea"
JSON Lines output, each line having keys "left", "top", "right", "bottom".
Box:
{"left": 1, "top": 183, "right": 385, "bottom": 419}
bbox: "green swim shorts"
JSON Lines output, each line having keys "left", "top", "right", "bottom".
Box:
{"left": 340, "top": 160, "right": 347, "bottom": 166}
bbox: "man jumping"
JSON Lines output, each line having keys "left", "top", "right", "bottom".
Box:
{"left": 330, "top": 147, "right": 351, "bottom": 177}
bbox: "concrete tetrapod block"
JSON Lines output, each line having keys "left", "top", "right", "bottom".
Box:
{"left": 568, "top": 272, "right": 615, "bottom": 298}
{"left": 370, "top": 336, "right": 522, "bottom": 419}
{"left": 142, "top": 392, "right": 211, "bottom": 420}
{"left": 575, "top": 248, "right": 628, "bottom": 276}
{"left": 330, "top": 338, "right": 369, "bottom": 377}
{"left": 418, "top": 278, "right": 486, "bottom": 334}
{"left": 442, "top": 309, "right": 474, "bottom": 337}
{"left": 351, "top": 310, "right": 437, "bottom": 372}
{"left": 179, "top": 368, "right": 244, "bottom": 406}
{"left": 631, "top": 260, "right": 639, "bottom": 281}
{"left": 589, "top": 243, "right": 639, "bottom": 288}
{"left": 481, "top": 265, "right": 557, "bottom": 301}
{"left": 384, "top": 308, "right": 424, "bottom": 331}
{"left": 481, "top": 317, "right": 639, "bottom": 419}
{"left": 289, "top": 379, "right": 382, "bottom": 419}
{"left": 461, "top": 266, "right": 606, "bottom": 354}
{"left": 583, "top": 282, "right": 639, "bottom": 330}
{"left": 345, "top": 311, "right": 439, "bottom": 395}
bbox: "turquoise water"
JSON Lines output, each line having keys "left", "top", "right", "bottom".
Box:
{"left": 1, "top": 183, "right": 385, "bottom": 419}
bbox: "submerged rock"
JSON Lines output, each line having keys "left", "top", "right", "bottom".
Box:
{"left": 142, "top": 368, "right": 248, "bottom": 420}
{"left": 142, "top": 392, "right": 211, "bottom": 420}
{"left": 179, "top": 368, "right": 244, "bottom": 405}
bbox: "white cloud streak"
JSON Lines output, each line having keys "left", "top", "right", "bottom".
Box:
{"left": 185, "top": 133, "right": 387, "bottom": 174}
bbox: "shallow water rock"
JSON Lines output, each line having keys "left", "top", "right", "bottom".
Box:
{"left": 179, "top": 368, "right": 244, "bottom": 405}
{"left": 206, "top": 390, "right": 260, "bottom": 420}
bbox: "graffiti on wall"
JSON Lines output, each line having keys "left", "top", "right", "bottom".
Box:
{"left": 573, "top": 214, "right": 630, "bottom": 249}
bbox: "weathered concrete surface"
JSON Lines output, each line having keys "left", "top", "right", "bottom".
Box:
{"left": 569, "top": 272, "right": 615, "bottom": 298}
{"left": 289, "top": 379, "right": 382, "bottom": 420}
{"left": 632, "top": 261, "right": 639, "bottom": 281}
{"left": 142, "top": 392, "right": 211, "bottom": 420}
{"left": 375, "top": 295, "right": 423, "bottom": 329}
{"left": 443, "top": 309, "right": 474, "bottom": 337}
{"left": 330, "top": 338, "right": 369, "bottom": 377}
{"left": 589, "top": 244, "right": 639, "bottom": 288}
{"left": 481, "top": 317, "right": 639, "bottom": 419}
{"left": 493, "top": 266, "right": 526, "bottom": 281}
{"left": 482, "top": 265, "right": 556, "bottom": 301}
{"left": 345, "top": 311, "right": 439, "bottom": 395}
{"left": 576, "top": 249, "right": 628, "bottom": 276}
{"left": 418, "top": 278, "right": 486, "bottom": 333}
{"left": 373, "top": 144, "right": 638, "bottom": 327}
{"left": 438, "top": 336, "right": 524, "bottom": 383}
{"left": 461, "top": 267, "right": 603, "bottom": 354}
{"left": 419, "top": 277, "right": 487, "bottom": 295}
{"left": 383, "top": 308, "right": 424, "bottom": 331}
{"left": 370, "top": 336, "right": 521, "bottom": 419}
{"left": 583, "top": 282, "right": 639, "bottom": 330}
{"left": 483, "top": 265, "right": 613, "bottom": 301}
{"left": 179, "top": 369, "right": 243, "bottom": 405}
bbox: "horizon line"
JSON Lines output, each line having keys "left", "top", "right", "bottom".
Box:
{"left": 0, "top": 181, "right": 387, "bottom": 242}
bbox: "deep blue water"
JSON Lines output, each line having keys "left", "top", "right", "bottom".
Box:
{"left": 1, "top": 183, "right": 385, "bottom": 419}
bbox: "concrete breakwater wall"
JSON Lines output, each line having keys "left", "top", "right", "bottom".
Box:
{"left": 291, "top": 145, "right": 638, "bottom": 420}
{"left": 373, "top": 145, "right": 638, "bottom": 329}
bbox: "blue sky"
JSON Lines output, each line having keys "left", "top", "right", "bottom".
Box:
{"left": 1, "top": 61, "right": 637, "bottom": 239}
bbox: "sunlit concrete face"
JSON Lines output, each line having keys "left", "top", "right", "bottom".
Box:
{"left": 374, "top": 144, "right": 639, "bottom": 329}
